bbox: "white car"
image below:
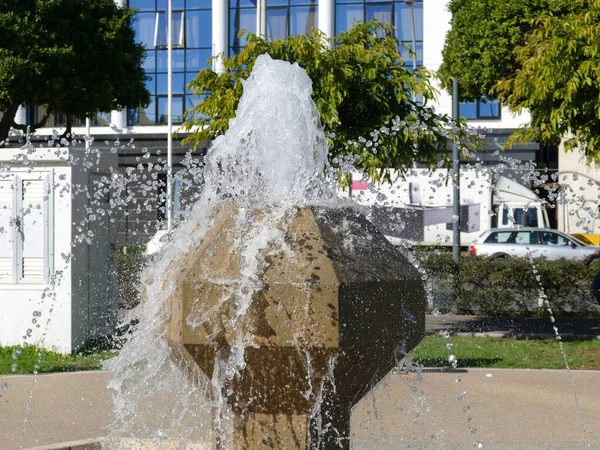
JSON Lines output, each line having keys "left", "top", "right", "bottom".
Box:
{"left": 468, "top": 227, "right": 598, "bottom": 261}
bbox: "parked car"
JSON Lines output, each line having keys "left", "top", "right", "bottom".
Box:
{"left": 468, "top": 227, "right": 599, "bottom": 260}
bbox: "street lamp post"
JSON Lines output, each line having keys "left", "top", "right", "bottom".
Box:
{"left": 452, "top": 77, "right": 461, "bottom": 263}
{"left": 166, "top": 0, "right": 173, "bottom": 233}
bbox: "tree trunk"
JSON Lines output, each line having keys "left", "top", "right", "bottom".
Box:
{"left": 0, "top": 102, "right": 20, "bottom": 143}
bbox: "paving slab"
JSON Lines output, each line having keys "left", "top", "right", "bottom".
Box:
{"left": 2, "top": 368, "right": 599, "bottom": 449}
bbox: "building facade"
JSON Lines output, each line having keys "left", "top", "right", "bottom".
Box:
{"left": 7, "top": 0, "right": 547, "bottom": 244}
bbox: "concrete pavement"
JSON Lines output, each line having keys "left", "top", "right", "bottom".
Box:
{"left": 1, "top": 367, "right": 600, "bottom": 450}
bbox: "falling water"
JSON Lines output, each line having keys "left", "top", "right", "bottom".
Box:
{"left": 103, "top": 54, "right": 342, "bottom": 447}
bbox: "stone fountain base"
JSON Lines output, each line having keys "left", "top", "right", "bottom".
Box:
{"left": 160, "top": 203, "right": 426, "bottom": 449}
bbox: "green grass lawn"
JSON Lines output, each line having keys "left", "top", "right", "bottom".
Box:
{"left": 411, "top": 334, "right": 600, "bottom": 370}
{"left": 3, "top": 335, "right": 600, "bottom": 375}
{"left": 0, "top": 345, "right": 116, "bottom": 375}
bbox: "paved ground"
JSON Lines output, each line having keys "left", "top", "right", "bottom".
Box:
{"left": 1, "top": 315, "right": 600, "bottom": 450}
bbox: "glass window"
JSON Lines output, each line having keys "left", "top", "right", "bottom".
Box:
{"left": 155, "top": 11, "right": 185, "bottom": 48}
{"left": 139, "top": 98, "right": 156, "bottom": 125}
{"left": 187, "top": 0, "right": 212, "bottom": 8}
{"left": 230, "top": 8, "right": 256, "bottom": 48}
{"left": 133, "top": 12, "right": 156, "bottom": 49}
{"left": 129, "top": 0, "right": 155, "bottom": 11}
{"left": 514, "top": 231, "right": 536, "bottom": 245}
{"left": 485, "top": 231, "right": 512, "bottom": 244}
{"left": 366, "top": 3, "right": 392, "bottom": 35}
{"left": 268, "top": 0, "right": 289, "bottom": 6}
{"left": 459, "top": 101, "right": 477, "bottom": 120}
{"left": 142, "top": 50, "right": 156, "bottom": 70}
{"left": 186, "top": 49, "right": 212, "bottom": 71}
{"left": 395, "top": 1, "right": 422, "bottom": 41}
{"left": 157, "top": 73, "right": 186, "bottom": 94}
{"left": 267, "top": 8, "right": 288, "bottom": 40}
{"left": 460, "top": 98, "right": 500, "bottom": 120}
{"left": 290, "top": 6, "right": 317, "bottom": 35}
{"left": 158, "top": 95, "right": 184, "bottom": 124}
{"left": 336, "top": 4, "right": 363, "bottom": 35}
{"left": 399, "top": 41, "right": 422, "bottom": 67}
{"left": 541, "top": 232, "right": 570, "bottom": 246}
{"left": 230, "top": 0, "right": 257, "bottom": 7}
{"left": 186, "top": 10, "right": 212, "bottom": 48}
{"left": 479, "top": 99, "right": 500, "bottom": 118}
{"left": 290, "top": 0, "right": 317, "bottom": 5}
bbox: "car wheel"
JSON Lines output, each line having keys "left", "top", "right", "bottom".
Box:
{"left": 490, "top": 253, "right": 509, "bottom": 260}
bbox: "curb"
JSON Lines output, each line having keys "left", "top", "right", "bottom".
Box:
{"left": 449, "top": 331, "right": 600, "bottom": 339}
{"left": 24, "top": 438, "right": 103, "bottom": 450}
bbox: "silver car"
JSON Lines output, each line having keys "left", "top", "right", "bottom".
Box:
{"left": 468, "top": 227, "right": 598, "bottom": 260}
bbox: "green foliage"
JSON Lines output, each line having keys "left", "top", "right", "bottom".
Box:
{"left": 0, "top": 344, "right": 115, "bottom": 374}
{"left": 182, "top": 20, "right": 483, "bottom": 183}
{"left": 439, "top": 0, "right": 561, "bottom": 101}
{"left": 0, "top": 0, "right": 149, "bottom": 139}
{"left": 412, "top": 334, "right": 600, "bottom": 370}
{"left": 440, "top": 0, "right": 600, "bottom": 161}
{"left": 494, "top": 0, "right": 600, "bottom": 160}
{"left": 417, "top": 252, "right": 600, "bottom": 317}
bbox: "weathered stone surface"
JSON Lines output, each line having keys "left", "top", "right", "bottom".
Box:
{"left": 165, "top": 203, "right": 426, "bottom": 449}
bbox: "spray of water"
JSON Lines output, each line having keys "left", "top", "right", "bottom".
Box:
{"left": 103, "top": 54, "right": 342, "bottom": 446}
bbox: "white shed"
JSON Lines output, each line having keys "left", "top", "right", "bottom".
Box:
{"left": 0, "top": 147, "right": 119, "bottom": 354}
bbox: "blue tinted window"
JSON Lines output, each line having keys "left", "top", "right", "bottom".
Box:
{"left": 290, "top": 6, "right": 317, "bottom": 35}
{"left": 395, "top": 1, "right": 422, "bottom": 41}
{"left": 479, "top": 99, "right": 500, "bottom": 118}
{"left": 187, "top": 10, "right": 212, "bottom": 47}
{"left": 290, "top": 0, "right": 317, "bottom": 5}
{"left": 186, "top": 49, "right": 212, "bottom": 71}
{"left": 187, "top": 0, "right": 212, "bottom": 8}
{"left": 399, "top": 41, "right": 422, "bottom": 67}
{"left": 230, "top": 8, "right": 256, "bottom": 48}
{"left": 459, "top": 98, "right": 500, "bottom": 120}
{"left": 158, "top": 96, "right": 185, "bottom": 124}
{"left": 230, "top": 0, "right": 257, "bottom": 7}
{"left": 129, "top": 0, "right": 155, "bottom": 11}
{"left": 268, "top": 0, "right": 288, "bottom": 6}
{"left": 139, "top": 98, "right": 156, "bottom": 125}
{"left": 366, "top": 3, "right": 391, "bottom": 38}
{"left": 336, "top": 4, "right": 363, "bottom": 34}
{"left": 133, "top": 12, "right": 156, "bottom": 49}
{"left": 157, "top": 73, "right": 186, "bottom": 95}
{"left": 459, "top": 101, "right": 477, "bottom": 120}
{"left": 267, "top": 8, "right": 288, "bottom": 39}
{"left": 143, "top": 50, "right": 156, "bottom": 70}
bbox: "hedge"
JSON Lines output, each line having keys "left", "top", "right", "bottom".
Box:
{"left": 414, "top": 251, "right": 600, "bottom": 317}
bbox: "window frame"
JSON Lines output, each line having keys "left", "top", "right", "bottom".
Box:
{"left": 0, "top": 171, "right": 54, "bottom": 285}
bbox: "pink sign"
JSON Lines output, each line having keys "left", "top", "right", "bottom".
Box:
{"left": 351, "top": 180, "right": 369, "bottom": 191}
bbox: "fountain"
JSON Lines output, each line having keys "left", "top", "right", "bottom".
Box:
{"left": 105, "top": 54, "right": 426, "bottom": 449}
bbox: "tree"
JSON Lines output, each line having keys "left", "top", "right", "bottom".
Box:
{"left": 0, "top": 0, "right": 149, "bottom": 141}
{"left": 182, "top": 21, "right": 481, "bottom": 182}
{"left": 437, "top": 0, "right": 575, "bottom": 101}
{"left": 494, "top": 1, "right": 600, "bottom": 160}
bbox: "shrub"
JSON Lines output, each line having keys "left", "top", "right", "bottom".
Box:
{"left": 415, "top": 251, "right": 600, "bottom": 317}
